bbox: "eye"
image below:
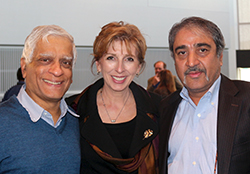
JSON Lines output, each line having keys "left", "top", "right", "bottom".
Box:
{"left": 199, "top": 48, "right": 208, "bottom": 53}
{"left": 177, "top": 51, "right": 186, "bottom": 55}
{"left": 60, "top": 59, "right": 73, "bottom": 69}
{"left": 38, "top": 57, "right": 51, "bottom": 64}
{"left": 106, "top": 56, "right": 114, "bottom": 60}
{"left": 126, "top": 57, "right": 134, "bottom": 62}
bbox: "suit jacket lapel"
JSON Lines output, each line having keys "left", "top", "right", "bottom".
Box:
{"left": 79, "top": 79, "right": 122, "bottom": 158}
{"left": 159, "top": 91, "right": 182, "bottom": 174}
{"left": 129, "top": 82, "right": 159, "bottom": 157}
{"left": 129, "top": 109, "right": 158, "bottom": 157}
{"left": 217, "top": 75, "right": 241, "bottom": 174}
{"left": 81, "top": 110, "right": 122, "bottom": 158}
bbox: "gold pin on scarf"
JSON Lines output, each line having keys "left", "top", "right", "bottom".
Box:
{"left": 143, "top": 129, "right": 153, "bottom": 140}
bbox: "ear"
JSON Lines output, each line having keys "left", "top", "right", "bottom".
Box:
{"left": 136, "top": 63, "right": 142, "bottom": 75}
{"left": 95, "top": 60, "right": 101, "bottom": 72}
{"left": 20, "top": 58, "right": 27, "bottom": 79}
{"left": 219, "top": 53, "right": 223, "bottom": 66}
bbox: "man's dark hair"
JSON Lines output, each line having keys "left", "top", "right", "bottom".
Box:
{"left": 169, "top": 16, "right": 225, "bottom": 58}
{"left": 154, "top": 61, "right": 167, "bottom": 69}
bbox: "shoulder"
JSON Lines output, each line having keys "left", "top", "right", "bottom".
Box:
{"left": 0, "top": 97, "right": 28, "bottom": 130}
{"left": 231, "top": 79, "right": 250, "bottom": 90}
{"left": 159, "top": 90, "right": 181, "bottom": 109}
{"left": 131, "top": 82, "right": 161, "bottom": 115}
{"left": 147, "top": 76, "right": 154, "bottom": 83}
{"left": 220, "top": 75, "right": 250, "bottom": 97}
{"left": 132, "top": 82, "right": 161, "bottom": 103}
{"left": 0, "top": 96, "right": 21, "bottom": 113}
{"left": 66, "top": 78, "right": 103, "bottom": 109}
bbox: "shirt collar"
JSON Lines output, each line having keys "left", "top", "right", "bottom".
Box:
{"left": 180, "top": 75, "right": 221, "bottom": 103}
{"left": 17, "top": 85, "right": 79, "bottom": 123}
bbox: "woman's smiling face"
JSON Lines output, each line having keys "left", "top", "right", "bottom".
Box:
{"left": 96, "top": 40, "right": 141, "bottom": 92}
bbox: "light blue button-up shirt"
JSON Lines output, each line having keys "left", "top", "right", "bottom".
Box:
{"left": 168, "top": 76, "right": 221, "bottom": 174}
{"left": 17, "top": 85, "right": 79, "bottom": 128}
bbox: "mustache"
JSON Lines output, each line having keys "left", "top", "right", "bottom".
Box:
{"left": 184, "top": 66, "right": 206, "bottom": 75}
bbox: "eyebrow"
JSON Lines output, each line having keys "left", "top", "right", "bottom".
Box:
{"left": 174, "top": 45, "right": 186, "bottom": 53}
{"left": 195, "top": 43, "right": 211, "bottom": 48}
{"left": 39, "top": 53, "right": 53, "bottom": 57}
{"left": 174, "top": 43, "right": 212, "bottom": 52}
{"left": 105, "top": 52, "right": 135, "bottom": 57}
{"left": 63, "top": 56, "right": 73, "bottom": 60}
{"left": 38, "top": 53, "right": 73, "bottom": 60}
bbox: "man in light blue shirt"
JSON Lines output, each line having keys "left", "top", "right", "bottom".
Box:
{"left": 159, "top": 17, "right": 250, "bottom": 174}
{"left": 0, "top": 25, "right": 80, "bottom": 173}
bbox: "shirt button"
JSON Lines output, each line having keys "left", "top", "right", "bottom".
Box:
{"left": 211, "top": 102, "right": 214, "bottom": 105}
{"left": 195, "top": 137, "right": 199, "bottom": 141}
{"left": 193, "top": 161, "right": 196, "bottom": 165}
{"left": 197, "top": 113, "right": 201, "bottom": 117}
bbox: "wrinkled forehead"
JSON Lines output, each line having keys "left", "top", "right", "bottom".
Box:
{"left": 155, "top": 62, "right": 164, "bottom": 68}
{"left": 182, "top": 26, "right": 213, "bottom": 40}
{"left": 41, "top": 35, "right": 73, "bottom": 45}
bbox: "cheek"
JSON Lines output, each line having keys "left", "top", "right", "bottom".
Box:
{"left": 64, "top": 68, "right": 73, "bottom": 79}
{"left": 175, "top": 62, "right": 183, "bottom": 73}
{"left": 175, "top": 62, "right": 185, "bottom": 78}
{"left": 126, "top": 64, "right": 140, "bottom": 74}
{"left": 68, "top": 72, "right": 73, "bottom": 83}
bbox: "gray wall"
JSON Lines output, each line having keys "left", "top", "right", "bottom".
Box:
{"left": 0, "top": 0, "right": 232, "bottom": 47}
{"left": 0, "top": 0, "right": 237, "bottom": 99}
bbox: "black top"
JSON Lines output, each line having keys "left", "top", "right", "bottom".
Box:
{"left": 104, "top": 117, "right": 136, "bottom": 159}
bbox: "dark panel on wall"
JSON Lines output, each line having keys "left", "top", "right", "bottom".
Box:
{"left": 236, "top": 50, "right": 250, "bottom": 68}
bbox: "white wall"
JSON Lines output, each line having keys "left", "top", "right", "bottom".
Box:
{"left": 1, "top": 0, "right": 232, "bottom": 46}
{"left": 0, "top": 0, "right": 238, "bottom": 96}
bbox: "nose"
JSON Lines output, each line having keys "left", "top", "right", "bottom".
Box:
{"left": 49, "top": 61, "right": 63, "bottom": 76}
{"left": 116, "top": 59, "right": 125, "bottom": 73}
{"left": 185, "top": 51, "right": 200, "bottom": 67}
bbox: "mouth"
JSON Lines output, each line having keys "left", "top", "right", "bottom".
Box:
{"left": 111, "top": 76, "right": 126, "bottom": 81}
{"left": 43, "top": 79, "right": 62, "bottom": 85}
{"left": 186, "top": 71, "right": 203, "bottom": 78}
{"left": 184, "top": 65, "right": 206, "bottom": 78}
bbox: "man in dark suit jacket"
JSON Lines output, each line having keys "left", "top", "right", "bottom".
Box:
{"left": 159, "top": 16, "right": 250, "bottom": 174}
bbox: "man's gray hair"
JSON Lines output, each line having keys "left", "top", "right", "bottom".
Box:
{"left": 22, "top": 25, "right": 77, "bottom": 67}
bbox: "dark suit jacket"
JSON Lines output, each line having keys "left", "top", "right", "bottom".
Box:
{"left": 66, "top": 78, "right": 161, "bottom": 174}
{"left": 159, "top": 74, "right": 250, "bottom": 174}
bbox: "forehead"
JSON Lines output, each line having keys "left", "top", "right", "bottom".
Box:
{"left": 174, "top": 27, "right": 215, "bottom": 48}
{"left": 155, "top": 62, "right": 164, "bottom": 67}
{"left": 34, "top": 36, "right": 73, "bottom": 55}
{"left": 108, "top": 40, "right": 137, "bottom": 55}
{"left": 37, "top": 35, "right": 72, "bottom": 48}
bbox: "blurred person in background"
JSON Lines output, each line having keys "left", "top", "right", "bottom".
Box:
{"left": 147, "top": 61, "right": 182, "bottom": 92}
{"left": 1, "top": 67, "right": 25, "bottom": 102}
{"left": 153, "top": 69, "right": 176, "bottom": 98}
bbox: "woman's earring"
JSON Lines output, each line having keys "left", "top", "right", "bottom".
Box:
{"left": 97, "top": 71, "right": 100, "bottom": 75}
{"left": 136, "top": 73, "right": 139, "bottom": 78}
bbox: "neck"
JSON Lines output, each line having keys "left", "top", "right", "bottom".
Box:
{"left": 101, "top": 86, "right": 131, "bottom": 104}
{"left": 45, "top": 102, "right": 62, "bottom": 125}
{"left": 188, "top": 90, "right": 207, "bottom": 105}
{"left": 99, "top": 86, "right": 132, "bottom": 123}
